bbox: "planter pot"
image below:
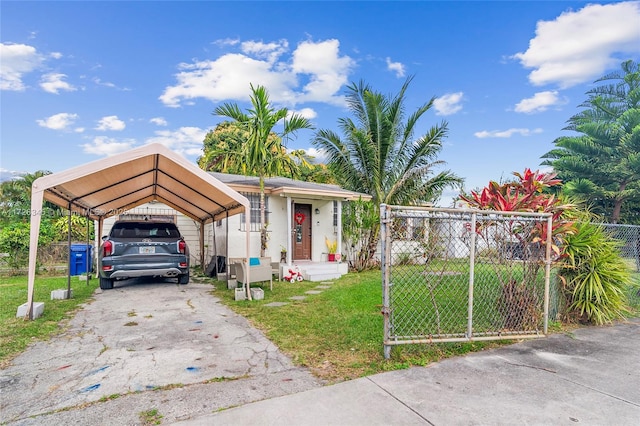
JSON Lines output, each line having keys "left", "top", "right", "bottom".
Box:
{"left": 328, "top": 253, "right": 336, "bottom": 262}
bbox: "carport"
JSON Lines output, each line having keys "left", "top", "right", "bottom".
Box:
{"left": 23, "top": 143, "right": 252, "bottom": 319}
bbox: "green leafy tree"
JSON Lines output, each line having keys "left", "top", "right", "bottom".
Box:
{"left": 198, "top": 121, "right": 250, "bottom": 174}
{"left": 313, "top": 77, "right": 463, "bottom": 268}
{"left": 542, "top": 60, "right": 640, "bottom": 224}
{"left": 213, "top": 84, "right": 314, "bottom": 256}
{"left": 0, "top": 170, "right": 56, "bottom": 223}
{"left": 0, "top": 171, "right": 95, "bottom": 272}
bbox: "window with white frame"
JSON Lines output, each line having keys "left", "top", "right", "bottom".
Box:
{"left": 333, "top": 200, "right": 338, "bottom": 227}
{"left": 239, "top": 192, "right": 269, "bottom": 232}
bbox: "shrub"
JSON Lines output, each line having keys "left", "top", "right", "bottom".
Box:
{"left": 558, "top": 222, "right": 634, "bottom": 324}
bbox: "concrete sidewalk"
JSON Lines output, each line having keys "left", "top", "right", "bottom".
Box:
{"left": 177, "top": 318, "right": 640, "bottom": 426}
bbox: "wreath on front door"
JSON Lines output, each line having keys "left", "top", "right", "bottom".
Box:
{"left": 294, "top": 212, "right": 305, "bottom": 225}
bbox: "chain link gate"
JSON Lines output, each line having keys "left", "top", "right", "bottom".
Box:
{"left": 381, "top": 205, "right": 553, "bottom": 359}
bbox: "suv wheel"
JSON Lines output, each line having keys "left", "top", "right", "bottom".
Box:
{"left": 178, "top": 272, "right": 189, "bottom": 285}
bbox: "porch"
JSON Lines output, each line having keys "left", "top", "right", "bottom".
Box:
{"left": 279, "top": 260, "right": 348, "bottom": 282}
{"left": 220, "top": 259, "right": 348, "bottom": 283}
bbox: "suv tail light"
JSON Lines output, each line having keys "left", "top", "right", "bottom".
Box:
{"left": 103, "top": 240, "right": 113, "bottom": 257}
{"left": 178, "top": 239, "right": 186, "bottom": 254}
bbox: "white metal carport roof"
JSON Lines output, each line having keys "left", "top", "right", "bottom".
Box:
{"left": 24, "top": 143, "right": 252, "bottom": 318}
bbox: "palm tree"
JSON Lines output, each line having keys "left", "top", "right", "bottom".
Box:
{"left": 213, "top": 84, "right": 314, "bottom": 256}
{"left": 313, "top": 77, "right": 463, "bottom": 267}
{"left": 542, "top": 60, "right": 640, "bottom": 223}
{"left": 0, "top": 170, "right": 53, "bottom": 222}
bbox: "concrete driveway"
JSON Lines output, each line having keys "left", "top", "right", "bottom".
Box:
{"left": 0, "top": 279, "right": 320, "bottom": 425}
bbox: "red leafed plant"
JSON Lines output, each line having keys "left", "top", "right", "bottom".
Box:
{"left": 459, "top": 169, "right": 576, "bottom": 331}
{"left": 459, "top": 168, "right": 575, "bottom": 258}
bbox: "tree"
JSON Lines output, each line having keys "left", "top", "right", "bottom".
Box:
{"left": 542, "top": 60, "right": 640, "bottom": 223}
{"left": 0, "top": 170, "right": 54, "bottom": 223}
{"left": 213, "top": 84, "right": 314, "bottom": 256}
{"left": 313, "top": 77, "right": 463, "bottom": 269}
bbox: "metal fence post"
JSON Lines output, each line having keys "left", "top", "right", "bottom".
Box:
{"left": 467, "top": 212, "right": 477, "bottom": 339}
{"left": 543, "top": 215, "right": 553, "bottom": 334}
{"left": 380, "top": 204, "right": 392, "bottom": 359}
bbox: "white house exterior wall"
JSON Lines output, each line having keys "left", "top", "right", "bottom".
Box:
{"left": 212, "top": 196, "right": 339, "bottom": 263}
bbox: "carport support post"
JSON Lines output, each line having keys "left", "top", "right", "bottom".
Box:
{"left": 67, "top": 203, "right": 72, "bottom": 299}
{"left": 199, "top": 219, "right": 205, "bottom": 269}
{"left": 85, "top": 214, "right": 90, "bottom": 284}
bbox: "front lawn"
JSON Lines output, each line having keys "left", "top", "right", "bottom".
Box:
{"left": 0, "top": 275, "right": 98, "bottom": 368}
{"left": 208, "top": 270, "right": 510, "bottom": 383}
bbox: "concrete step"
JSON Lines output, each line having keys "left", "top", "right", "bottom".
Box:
{"left": 303, "top": 272, "right": 343, "bottom": 282}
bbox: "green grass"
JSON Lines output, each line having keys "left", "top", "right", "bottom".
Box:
{"left": 2, "top": 268, "right": 636, "bottom": 384}
{"left": 209, "top": 270, "right": 512, "bottom": 383}
{"left": 0, "top": 274, "right": 98, "bottom": 368}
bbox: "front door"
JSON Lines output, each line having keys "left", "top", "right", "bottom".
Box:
{"left": 292, "top": 204, "right": 312, "bottom": 260}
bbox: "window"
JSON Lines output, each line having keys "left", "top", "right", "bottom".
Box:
{"left": 333, "top": 200, "right": 338, "bottom": 227}
{"left": 239, "top": 192, "right": 269, "bottom": 232}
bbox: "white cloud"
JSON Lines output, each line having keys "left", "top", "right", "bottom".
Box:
{"left": 92, "top": 77, "right": 115, "bottom": 88}
{"left": 0, "top": 168, "right": 27, "bottom": 182}
{"left": 213, "top": 38, "right": 240, "bottom": 47}
{"left": 289, "top": 108, "right": 317, "bottom": 120}
{"left": 40, "top": 73, "right": 76, "bottom": 94}
{"left": 92, "top": 77, "right": 130, "bottom": 91}
{"left": 241, "top": 39, "right": 288, "bottom": 63}
{"left": 49, "top": 52, "right": 63, "bottom": 59}
{"left": 434, "top": 92, "right": 464, "bottom": 116}
{"left": 159, "top": 54, "right": 293, "bottom": 107}
{"left": 96, "top": 115, "right": 126, "bottom": 131}
{"left": 145, "top": 126, "right": 208, "bottom": 157}
{"left": 386, "top": 57, "right": 405, "bottom": 78}
{"left": 291, "top": 39, "right": 355, "bottom": 104}
{"left": 36, "top": 112, "right": 79, "bottom": 130}
{"left": 514, "top": 91, "right": 566, "bottom": 114}
{"left": 0, "top": 43, "right": 44, "bottom": 91}
{"left": 160, "top": 38, "right": 354, "bottom": 108}
{"left": 303, "top": 147, "right": 328, "bottom": 163}
{"left": 150, "top": 117, "right": 168, "bottom": 126}
{"left": 474, "top": 128, "right": 544, "bottom": 139}
{"left": 513, "top": 1, "right": 640, "bottom": 88}
{"left": 82, "top": 136, "right": 135, "bottom": 156}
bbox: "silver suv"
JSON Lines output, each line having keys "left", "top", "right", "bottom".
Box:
{"left": 98, "top": 220, "right": 190, "bottom": 289}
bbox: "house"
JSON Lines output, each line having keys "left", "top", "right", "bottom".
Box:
{"left": 103, "top": 172, "right": 371, "bottom": 281}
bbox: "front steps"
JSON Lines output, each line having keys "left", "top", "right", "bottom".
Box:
{"left": 285, "top": 261, "right": 348, "bottom": 282}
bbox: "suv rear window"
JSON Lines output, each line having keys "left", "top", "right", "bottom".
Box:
{"left": 110, "top": 222, "right": 181, "bottom": 238}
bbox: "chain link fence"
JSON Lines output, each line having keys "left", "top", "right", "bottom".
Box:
{"left": 380, "top": 205, "right": 553, "bottom": 359}
{"left": 600, "top": 223, "right": 640, "bottom": 272}
{"left": 600, "top": 223, "right": 640, "bottom": 307}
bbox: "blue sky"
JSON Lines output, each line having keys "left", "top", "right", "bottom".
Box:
{"left": 2, "top": 1, "right": 639, "bottom": 204}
